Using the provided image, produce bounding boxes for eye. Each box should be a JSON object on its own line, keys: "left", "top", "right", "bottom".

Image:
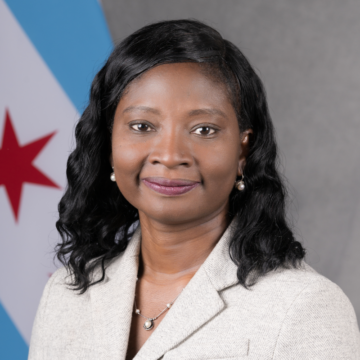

{"left": 192, "top": 126, "right": 217, "bottom": 136}
{"left": 130, "top": 122, "right": 153, "bottom": 132}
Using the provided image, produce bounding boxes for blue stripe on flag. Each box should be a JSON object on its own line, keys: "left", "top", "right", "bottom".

{"left": 4, "top": 0, "right": 113, "bottom": 113}
{"left": 0, "top": 302, "right": 28, "bottom": 359}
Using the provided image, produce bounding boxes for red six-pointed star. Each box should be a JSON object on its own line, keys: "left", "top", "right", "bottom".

{"left": 0, "top": 109, "right": 59, "bottom": 221}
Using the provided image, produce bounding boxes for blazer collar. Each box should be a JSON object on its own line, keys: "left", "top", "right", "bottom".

{"left": 90, "top": 217, "right": 239, "bottom": 360}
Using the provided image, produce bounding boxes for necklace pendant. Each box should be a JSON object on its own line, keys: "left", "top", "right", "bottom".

{"left": 143, "top": 319, "right": 154, "bottom": 331}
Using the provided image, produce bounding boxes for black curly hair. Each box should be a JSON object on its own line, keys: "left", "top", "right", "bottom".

{"left": 55, "top": 19, "right": 305, "bottom": 293}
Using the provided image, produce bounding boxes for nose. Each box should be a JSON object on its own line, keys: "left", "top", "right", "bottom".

{"left": 147, "top": 127, "right": 193, "bottom": 169}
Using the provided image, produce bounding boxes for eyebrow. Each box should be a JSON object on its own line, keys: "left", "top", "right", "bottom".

{"left": 122, "top": 106, "right": 161, "bottom": 115}
{"left": 188, "top": 108, "right": 228, "bottom": 119}
{"left": 123, "top": 106, "right": 228, "bottom": 119}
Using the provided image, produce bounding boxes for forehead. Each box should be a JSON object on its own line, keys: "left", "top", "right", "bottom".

{"left": 116, "top": 63, "right": 233, "bottom": 112}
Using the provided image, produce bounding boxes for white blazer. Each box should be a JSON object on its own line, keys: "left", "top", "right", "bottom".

{"left": 29, "top": 219, "right": 360, "bottom": 360}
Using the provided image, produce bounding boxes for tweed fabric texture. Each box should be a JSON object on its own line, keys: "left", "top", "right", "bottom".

{"left": 28, "top": 219, "right": 360, "bottom": 359}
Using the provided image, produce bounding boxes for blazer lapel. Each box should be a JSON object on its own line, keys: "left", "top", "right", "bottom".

{"left": 89, "top": 225, "right": 141, "bottom": 360}
{"left": 134, "top": 217, "right": 239, "bottom": 360}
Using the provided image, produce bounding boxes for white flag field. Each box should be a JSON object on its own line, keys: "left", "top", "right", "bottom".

{"left": 0, "top": 1, "right": 113, "bottom": 357}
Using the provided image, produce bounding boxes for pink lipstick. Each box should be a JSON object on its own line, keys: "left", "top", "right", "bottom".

{"left": 142, "top": 177, "right": 200, "bottom": 196}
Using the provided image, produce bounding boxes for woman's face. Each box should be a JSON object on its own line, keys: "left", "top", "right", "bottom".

{"left": 112, "top": 63, "right": 250, "bottom": 225}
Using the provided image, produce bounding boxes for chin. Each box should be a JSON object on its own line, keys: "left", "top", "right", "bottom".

{"left": 139, "top": 203, "right": 205, "bottom": 225}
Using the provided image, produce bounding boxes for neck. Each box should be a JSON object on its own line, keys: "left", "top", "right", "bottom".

{"left": 137, "top": 208, "right": 231, "bottom": 285}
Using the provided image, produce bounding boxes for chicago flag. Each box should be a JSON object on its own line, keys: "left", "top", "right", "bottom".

{"left": 0, "top": 1, "right": 113, "bottom": 358}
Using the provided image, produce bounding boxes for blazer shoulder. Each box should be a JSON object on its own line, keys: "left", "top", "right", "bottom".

{"left": 271, "top": 264, "right": 360, "bottom": 359}
{"left": 50, "top": 266, "right": 71, "bottom": 285}
{"left": 279, "top": 263, "right": 357, "bottom": 317}
{"left": 252, "top": 262, "right": 359, "bottom": 322}
{"left": 40, "top": 266, "right": 82, "bottom": 313}
{"left": 257, "top": 261, "right": 342, "bottom": 293}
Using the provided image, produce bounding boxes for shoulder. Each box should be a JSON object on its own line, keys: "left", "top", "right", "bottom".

{"left": 226, "top": 261, "right": 358, "bottom": 324}
{"left": 37, "top": 266, "right": 73, "bottom": 313}
{"left": 252, "top": 262, "right": 351, "bottom": 304}
{"left": 33, "top": 254, "right": 126, "bottom": 326}
{"left": 252, "top": 262, "right": 359, "bottom": 328}
{"left": 29, "top": 255, "right": 125, "bottom": 359}
{"left": 33, "top": 266, "right": 88, "bottom": 328}
{"left": 48, "top": 266, "right": 71, "bottom": 287}
{"left": 268, "top": 262, "right": 358, "bottom": 323}
{"left": 223, "top": 262, "right": 360, "bottom": 359}
{"left": 260, "top": 263, "right": 360, "bottom": 359}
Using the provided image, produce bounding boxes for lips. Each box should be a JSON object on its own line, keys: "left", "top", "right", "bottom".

{"left": 142, "top": 177, "right": 200, "bottom": 196}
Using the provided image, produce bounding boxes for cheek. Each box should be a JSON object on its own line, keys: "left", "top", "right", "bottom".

{"left": 199, "top": 142, "right": 238, "bottom": 190}
{"left": 111, "top": 136, "right": 144, "bottom": 190}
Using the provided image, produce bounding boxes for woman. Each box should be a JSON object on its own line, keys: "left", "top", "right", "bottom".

{"left": 29, "top": 20, "right": 360, "bottom": 359}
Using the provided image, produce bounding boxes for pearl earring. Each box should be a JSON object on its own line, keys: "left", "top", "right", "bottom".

{"left": 235, "top": 174, "right": 245, "bottom": 191}
{"left": 110, "top": 167, "right": 116, "bottom": 182}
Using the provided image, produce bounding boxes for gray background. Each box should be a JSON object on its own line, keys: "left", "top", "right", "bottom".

{"left": 101, "top": 0, "right": 360, "bottom": 321}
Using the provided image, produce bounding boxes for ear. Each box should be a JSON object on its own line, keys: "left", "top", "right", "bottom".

{"left": 237, "top": 129, "right": 253, "bottom": 177}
